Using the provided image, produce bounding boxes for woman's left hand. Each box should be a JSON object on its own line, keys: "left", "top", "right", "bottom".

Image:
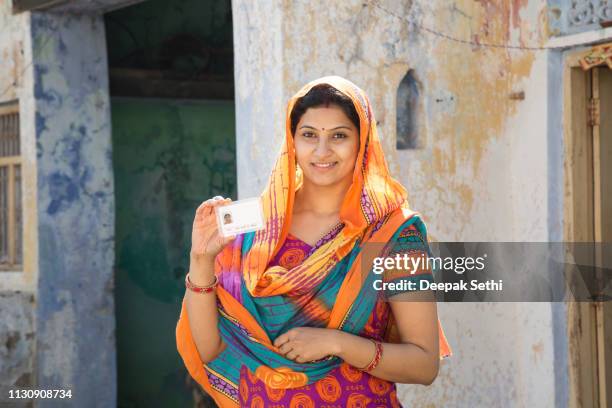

{"left": 274, "top": 327, "right": 342, "bottom": 363}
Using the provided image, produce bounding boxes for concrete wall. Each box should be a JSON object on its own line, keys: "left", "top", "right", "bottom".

{"left": 0, "top": 0, "right": 38, "bottom": 393}
{"left": 30, "top": 11, "right": 116, "bottom": 407}
{"left": 0, "top": 292, "right": 35, "bottom": 393}
{"left": 0, "top": 7, "right": 119, "bottom": 405}
{"left": 548, "top": 0, "right": 612, "bottom": 36}
{"left": 233, "top": 0, "right": 567, "bottom": 406}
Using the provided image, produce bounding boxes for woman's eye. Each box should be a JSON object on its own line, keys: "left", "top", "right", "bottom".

{"left": 333, "top": 133, "right": 347, "bottom": 139}
{"left": 302, "top": 132, "right": 315, "bottom": 138}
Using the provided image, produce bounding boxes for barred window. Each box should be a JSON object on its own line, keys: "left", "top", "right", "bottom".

{"left": 0, "top": 102, "right": 22, "bottom": 271}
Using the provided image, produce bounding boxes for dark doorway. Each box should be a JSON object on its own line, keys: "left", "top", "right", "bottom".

{"left": 104, "top": 1, "right": 235, "bottom": 406}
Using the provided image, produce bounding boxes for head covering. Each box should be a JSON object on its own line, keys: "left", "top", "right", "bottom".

{"left": 176, "top": 76, "right": 451, "bottom": 407}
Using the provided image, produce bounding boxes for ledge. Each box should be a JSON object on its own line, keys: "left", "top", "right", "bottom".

{"left": 546, "top": 27, "right": 612, "bottom": 49}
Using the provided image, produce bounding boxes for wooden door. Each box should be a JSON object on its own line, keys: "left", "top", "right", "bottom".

{"left": 564, "top": 59, "right": 612, "bottom": 408}
{"left": 566, "top": 64, "right": 612, "bottom": 408}
{"left": 591, "top": 67, "right": 612, "bottom": 408}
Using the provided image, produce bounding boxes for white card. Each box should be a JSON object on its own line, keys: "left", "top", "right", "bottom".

{"left": 215, "top": 197, "right": 265, "bottom": 237}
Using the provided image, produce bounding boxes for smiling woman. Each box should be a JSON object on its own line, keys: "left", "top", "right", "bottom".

{"left": 176, "top": 76, "right": 452, "bottom": 408}
{"left": 290, "top": 85, "right": 361, "bottom": 246}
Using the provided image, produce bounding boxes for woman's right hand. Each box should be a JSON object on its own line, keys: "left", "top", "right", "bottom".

{"left": 190, "top": 196, "right": 236, "bottom": 262}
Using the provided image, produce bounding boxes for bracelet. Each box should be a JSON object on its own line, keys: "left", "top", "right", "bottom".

{"left": 185, "top": 273, "right": 218, "bottom": 294}
{"left": 359, "top": 339, "right": 383, "bottom": 372}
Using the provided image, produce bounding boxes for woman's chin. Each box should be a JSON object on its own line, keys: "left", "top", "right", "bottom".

{"left": 303, "top": 173, "right": 351, "bottom": 188}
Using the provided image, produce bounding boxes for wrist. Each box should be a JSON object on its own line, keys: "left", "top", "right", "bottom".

{"left": 190, "top": 252, "right": 216, "bottom": 266}
{"left": 329, "top": 329, "right": 346, "bottom": 357}
{"left": 186, "top": 273, "right": 218, "bottom": 292}
{"left": 187, "top": 272, "right": 217, "bottom": 287}
{"left": 189, "top": 254, "right": 216, "bottom": 283}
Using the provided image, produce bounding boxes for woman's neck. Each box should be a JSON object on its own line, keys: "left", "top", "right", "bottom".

{"left": 294, "top": 180, "right": 351, "bottom": 217}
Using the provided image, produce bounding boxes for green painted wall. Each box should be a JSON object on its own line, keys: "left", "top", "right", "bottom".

{"left": 112, "top": 98, "right": 235, "bottom": 407}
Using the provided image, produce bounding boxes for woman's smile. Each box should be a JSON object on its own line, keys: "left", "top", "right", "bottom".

{"left": 311, "top": 161, "right": 339, "bottom": 170}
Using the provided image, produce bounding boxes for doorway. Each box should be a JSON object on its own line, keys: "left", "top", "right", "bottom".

{"left": 565, "top": 54, "right": 612, "bottom": 408}
{"left": 104, "top": 1, "right": 235, "bottom": 406}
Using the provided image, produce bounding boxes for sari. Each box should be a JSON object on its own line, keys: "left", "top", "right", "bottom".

{"left": 176, "top": 76, "right": 452, "bottom": 407}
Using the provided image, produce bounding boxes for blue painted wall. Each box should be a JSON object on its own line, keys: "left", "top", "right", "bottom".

{"left": 32, "top": 12, "right": 116, "bottom": 407}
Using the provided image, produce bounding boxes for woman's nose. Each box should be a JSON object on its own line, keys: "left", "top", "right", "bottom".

{"left": 314, "top": 137, "right": 331, "bottom": 156}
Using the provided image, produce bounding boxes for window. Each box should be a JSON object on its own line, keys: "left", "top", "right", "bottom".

{"left": 396, "top": 70, "right": 421, "bottom": 150}
{"left": 0, "top": 102, "right": 22, "bottom": 271}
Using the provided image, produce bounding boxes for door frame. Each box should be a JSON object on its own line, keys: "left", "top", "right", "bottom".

{"left": 562, "top": 47, "right": 610, "bottom": 408}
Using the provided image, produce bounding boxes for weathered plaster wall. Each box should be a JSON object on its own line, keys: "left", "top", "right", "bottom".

{"left": 0, "top": 1, "right": 38, "bottom": 294}
{"left": 233, "top": 0, "right": 285, "bottom": 198}
{"left": 0, "top": 292, "right": 35, "bottom": 390}
{"left": 31, "top": 12, "right": 116, "bottom": 406}
{"left": 547, "top": 0, "right": 612, "bottom": 36}
{"left": 0, "top": 2, "right": 25, "bottom": 104}
{"left": 233, "top": 0, "right": 564, "bottom": 406}
{"left": 0, "top": 0, "right": 38, "bottom": 391}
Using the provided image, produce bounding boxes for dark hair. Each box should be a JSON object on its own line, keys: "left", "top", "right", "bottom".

{"left": 290, "top": 84, "right": 360, "bottom": 136}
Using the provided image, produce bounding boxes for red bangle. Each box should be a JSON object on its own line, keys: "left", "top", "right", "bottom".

{"left": 185, "top": 274, "right": 218, "bottom": 294}
{"left": 359, "top": 339, "right": 383, "bottom": 372}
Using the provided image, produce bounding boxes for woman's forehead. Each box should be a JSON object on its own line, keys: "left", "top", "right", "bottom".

{"left": 297, "top": 105, "right": 357, "bottom": 128}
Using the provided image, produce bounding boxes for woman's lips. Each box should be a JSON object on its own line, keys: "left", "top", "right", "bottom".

{"left": 311, "top": 162, "right": 338, "bottom": 170}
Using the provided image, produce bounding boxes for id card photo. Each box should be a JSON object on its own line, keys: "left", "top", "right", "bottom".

{"left": 215, "top": 197, "right": 265, "bottom": 237}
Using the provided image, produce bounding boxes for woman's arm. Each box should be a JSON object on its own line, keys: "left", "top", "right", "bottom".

{"left": 184, "top": 254, "right": 227, "bottom": 363}
{"left": 184, "top": 196, "right": 235, "bottom": 363}
{"left": 274, "top": 290, "right": 440, "bottom": 385}
{"left": 333, "top": 290, "right": 440, "bottom": 385}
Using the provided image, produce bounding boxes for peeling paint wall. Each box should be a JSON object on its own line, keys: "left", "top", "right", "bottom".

{"left": 0, "top": 292, "right": 35, "bottom": 391}
{"left": 31, "top": 11, "right": 116, "bottom": 406}
{"left": 0, "top": 0, "right": 38, "bottom": 394}
{"left": 233, "top": 0, "right": 564, "bottom": 406}
{"left": 547, "top": 0, "right": 612, "bottom": 36}
{"left": 233, "top": 0, "right": 285, "bottom": 198}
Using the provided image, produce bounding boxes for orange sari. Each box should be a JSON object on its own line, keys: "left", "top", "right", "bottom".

{"left": 176, "top": 76, "right": 451, "bottom": 407}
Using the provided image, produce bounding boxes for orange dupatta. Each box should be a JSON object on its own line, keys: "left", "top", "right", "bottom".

{"left": 176, "top": 76, "right": 451, "bottom": 407}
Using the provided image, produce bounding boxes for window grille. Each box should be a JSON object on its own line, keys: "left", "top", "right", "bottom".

{"left": 0, "top": 102, "right": 23, "bottom": 271}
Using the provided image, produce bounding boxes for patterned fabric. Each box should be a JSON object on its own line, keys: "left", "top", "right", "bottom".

{"left": 239, "top": 225, "right": 437, "bottom": 407}
{"left": 176, "top": 76, "right": 452, "bottom": 408}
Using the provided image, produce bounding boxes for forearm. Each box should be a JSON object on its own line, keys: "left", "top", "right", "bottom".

{"left": 333, "top": 331, "right": 439, "bottom": 385}
{"left": 184, "top": 254, "right": 225, "bottom": 363}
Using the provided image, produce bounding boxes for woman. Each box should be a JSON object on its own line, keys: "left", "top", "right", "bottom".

{"left": 176, "top": 76, "right": 451, "bottom": 407}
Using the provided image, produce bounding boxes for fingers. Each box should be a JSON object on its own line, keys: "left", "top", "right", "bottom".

{"left": 274, "top": 332, "right": 290, "bottom": 348}
{"left": 274, "top": 333, "right": 309, "bottom": 362}
{"left": 279, "top": 342, "right": 297, "bottom": 358}
{"left": 196, "top": 196, "right": 232, "bottom": 218}
{"left": 278, "top": 342, "right": 293, "bottom": 355}
{"left": 283, "top": 349, "right": 306, "bottom": 363}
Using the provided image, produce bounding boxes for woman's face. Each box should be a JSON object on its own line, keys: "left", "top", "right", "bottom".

{"left": 293, "top": 104, "right": 359, "bottom": 189}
